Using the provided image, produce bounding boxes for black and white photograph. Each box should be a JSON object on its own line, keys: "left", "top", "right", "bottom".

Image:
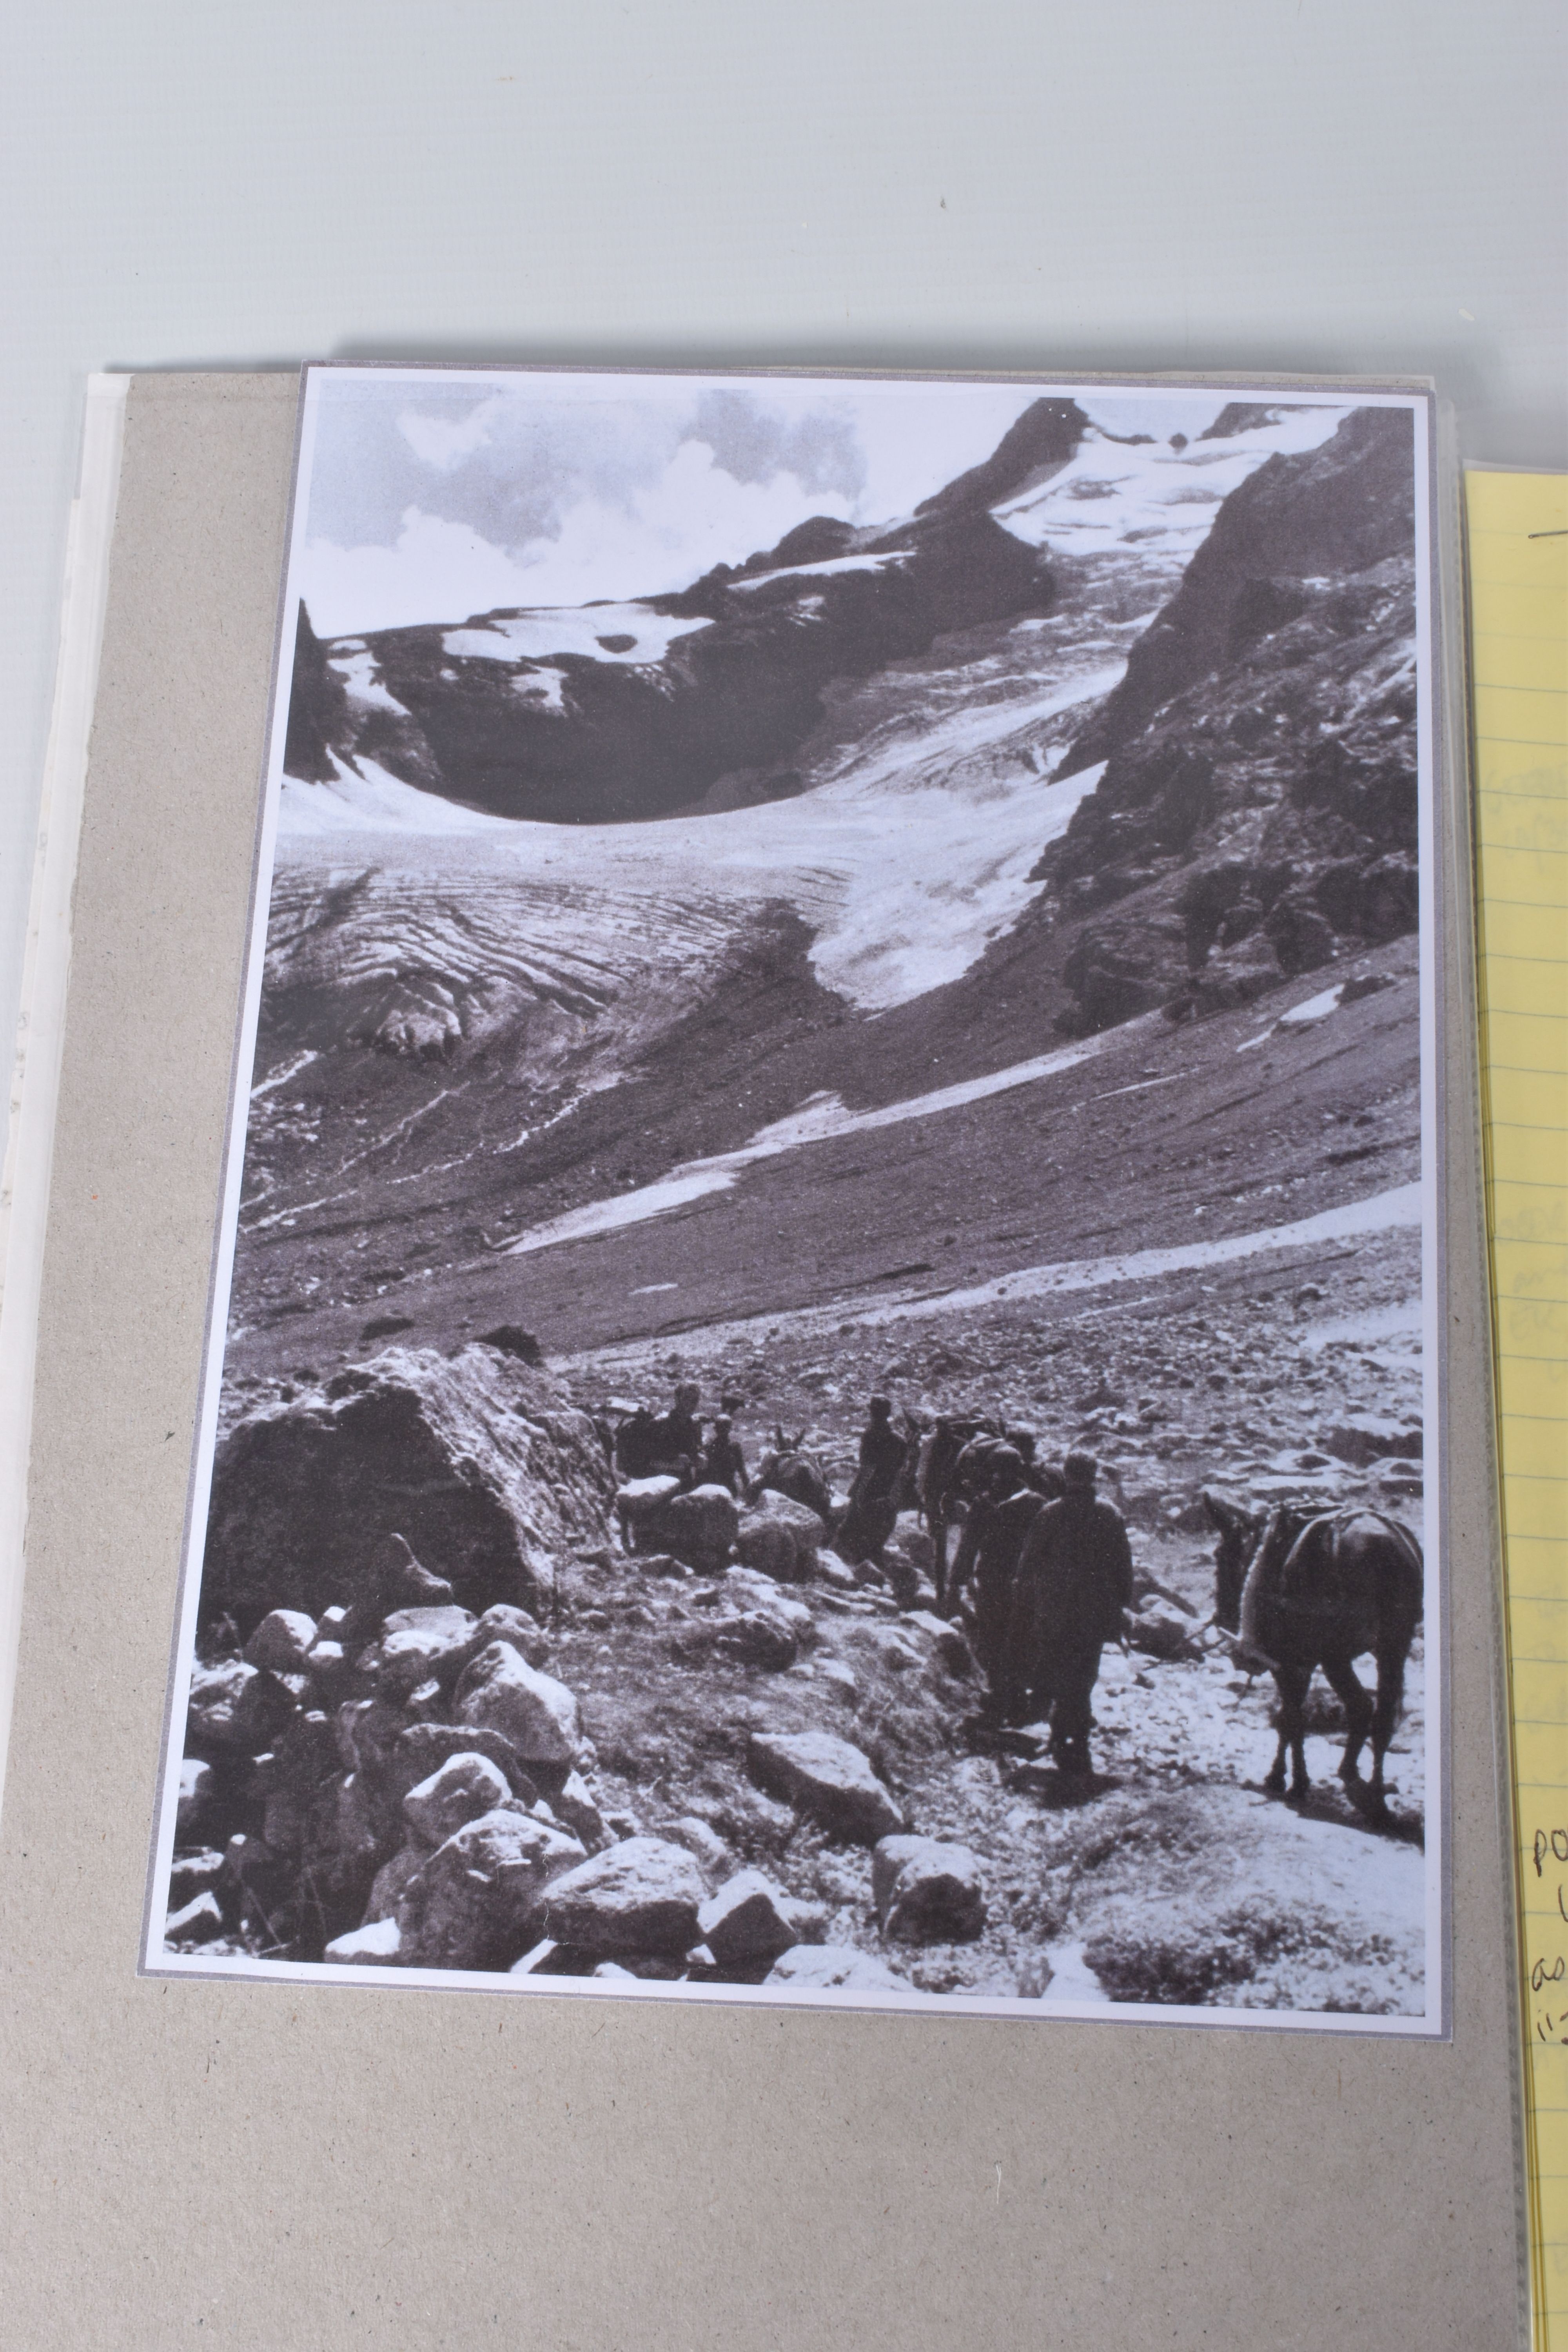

{"left": 146, "top": 366, "right": 1442, "bottom": 2027}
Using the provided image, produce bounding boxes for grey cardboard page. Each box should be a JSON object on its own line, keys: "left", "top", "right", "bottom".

{"left": 0, "top": 374, "right": 1525, "bottom": 2348}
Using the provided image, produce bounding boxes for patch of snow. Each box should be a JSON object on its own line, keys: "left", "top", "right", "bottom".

{"left": 849, "top": 1184, "right": 1425, "bottom": 1323}
{"left": 277, "top": 756, "right": 512, "bottom": 837}
{"left": 564, "top": 1185, "right": 1426, "bottom": 1370}
{"left": 508, "top": 665, "right": 567, "bottom": 711}
{"left": 728, "top": 550, "right": 916, "bottom": 592}
{"left": 1300, "top": 1299, "right": 1423, "bottom": 1354}
{"left": 1278, "top": 984, "right": 1345, "bottom": 1028}
{"left": 993, "top": 409, "right": 1348, "bottom": 570}
{"left": 250, "top": 1049, "right": 319, "bottom": 1101}
{"left": 440, "top": 605, "right": 712, "bottom": 666}
{"left": 1034, "top": 1942, "right": 1112, "bottom": 2004}
{"left": 499, "top": 1017, "right": 1149, "bottom": 1258}
{"left": 325, "top": 648, "right": 411, "bottom": 715}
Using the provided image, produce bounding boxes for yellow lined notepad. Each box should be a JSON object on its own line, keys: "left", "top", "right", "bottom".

{"left": 1469, "top": 465, "right": 1568, "bottom": 2351}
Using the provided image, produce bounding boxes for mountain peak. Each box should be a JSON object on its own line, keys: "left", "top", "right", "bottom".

{"left": 913, "top": 397, "right": 1089, "bottom": 520}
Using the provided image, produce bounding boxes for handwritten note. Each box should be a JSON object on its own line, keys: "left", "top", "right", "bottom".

{"left": 1469, "top": 464, "right": 1568, "bottom": 2352}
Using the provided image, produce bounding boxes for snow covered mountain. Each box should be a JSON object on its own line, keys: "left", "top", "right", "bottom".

{"left": 229, "top": 395, "right": 1420, "bottom": 1361}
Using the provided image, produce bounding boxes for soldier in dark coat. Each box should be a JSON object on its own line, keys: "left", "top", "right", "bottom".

{"left": 947, "top": 1447, "right": 1049, "bottom": 1709}
{"left": 1007, "top": 1452, "right": 1133, "bottom": 1771}
{"left": 701, "top": 1414, "right": 748, "bottom": 1497}
{"left": 837, "top": 1394, "right": 907, "bottom": 1563}
{"left": 650, "top": 1381, "right": 704, "bottom": 1483}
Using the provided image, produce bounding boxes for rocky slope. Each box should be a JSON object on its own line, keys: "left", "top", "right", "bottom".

{"left": 1040, "top": 407, "right": 1419, "bottom": 1030}
{"left": 167, "top": 1259, "right": 1426, "bottom": 2016}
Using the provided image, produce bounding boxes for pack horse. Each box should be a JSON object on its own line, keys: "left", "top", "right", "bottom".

{"left": 1211, "top": 1498, "right": 1424, "bottom": 1823}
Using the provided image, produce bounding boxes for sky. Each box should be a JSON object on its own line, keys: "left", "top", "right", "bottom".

{"left": 296, "top": 370, "right": 1254, "bottom": 637}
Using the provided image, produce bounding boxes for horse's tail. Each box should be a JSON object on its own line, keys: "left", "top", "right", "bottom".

{"left": 1235, "top": 1548, "right": 1279, "bottom": 1672}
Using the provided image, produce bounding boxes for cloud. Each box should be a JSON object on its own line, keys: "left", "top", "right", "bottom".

{"left": 299, "top": 508, "right": 536, "bottom": 637}
{"left": 297, "top": 441, "right": 856, "bottom": 636}
{"left": 397, "top": 394, "right": 506, "bottom": 474}
{"left": 510, "top": 438, "right": 853, "bottom": 608}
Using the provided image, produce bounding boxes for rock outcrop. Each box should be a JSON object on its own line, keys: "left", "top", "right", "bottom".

{"left": 1043, "top": 408, "right": 1420, "bottom": 1031}
{"left": 203, "top": 1344, "right": 616, "bottom": 1630}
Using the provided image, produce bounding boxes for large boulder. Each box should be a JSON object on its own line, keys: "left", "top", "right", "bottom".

{"left": 243, "top": 1610, "right": 318, "bottom": 1671}
{"left": 186, "top": 1657, "right": 299, "bottom": 1753}
{"left": 360, "top": 1604, "right": 480, "bottom": 1693}
{"left": 202, "top": 1343, "right": 617, "bottom": 1631}
{"left": 540, "top": 1837, "right": 705, "bottom": 1956}
{"left": 698, "top": 1870, "right": 802, "bottom": 1969}
{"left": 657, "top": 1485, "right": 740, "bottom": 1573}
{"left": 765, "top": 1944, "right": 904, "bottom": 1993}
{"left": 1127, "top": 1598, "right": 1203, "bottom": 1662}
{"left": 402, "top": 1751, "right": 512, "bottom": 1846}
{"left": 395, "top": 1809, "right": 585, "bottom": 1971}
{"left": 747, "top": 1730, "right": 904, "bottom": 1843}
{"left": 735, "top": 1495, "right": 822, "bottom": 1583}
{"left": 389, "top": 1720, "right": 539, "bottom": 1806}
{"left": 872, "top": 1836, "right": 987, "bottom": 1944}
{"left": 454, "top": 1642, "right": 581, "bottom": 1769}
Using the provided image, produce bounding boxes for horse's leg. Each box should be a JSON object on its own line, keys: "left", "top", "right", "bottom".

{"left": 1321, "top": 1650, "right": 1374, "bottom": 1785}
{"left": 1268, "top": 1662, "right": 1312, "bottom": 1801}
{"left": 931, "top": 1509, "right": 949, "bottom": 1611}
{"left": 1369, "top": 1639, "right": 1410, "bottom": 1806}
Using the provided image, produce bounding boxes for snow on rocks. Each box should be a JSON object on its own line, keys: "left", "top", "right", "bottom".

{"left": 539, "top": 1837, "right": 706, "bottom": 1956}
{"left": 765, "top": 1944, "right": 905, "bottom": 1993}
{"left": 167, "top": 1890, "right": 225, "bottom": 1947}
{"left": 177, "top": 1758, "right": 216, "bottom": 1834}
{"left": 454, "top": 1643, "right": 582, "bottom": 1768}
{"left": 325, "top": 1916, "right": 404, "bottom": 1965}
{"left": 243, "top": 1610, "right": 318, "bottom": 1672}
{"left": 872, "top": 1837, "right": 987, "bottom": 1945}
{"left": 747, "top": 1730, "right": 905, "bottom": 1843}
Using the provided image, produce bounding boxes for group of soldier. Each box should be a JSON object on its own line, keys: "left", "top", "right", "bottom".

{"left": 942, "top": 1428, "right": 1133, "bottom": 1779}
{"left": 624, "top": 1381, "right": 1135, "bottom": 1782}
